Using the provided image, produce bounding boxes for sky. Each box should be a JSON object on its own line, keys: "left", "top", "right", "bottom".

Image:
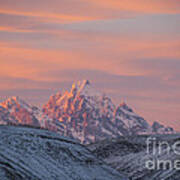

{"left": 0, "top": 0, "right": 180, "bottom": 130}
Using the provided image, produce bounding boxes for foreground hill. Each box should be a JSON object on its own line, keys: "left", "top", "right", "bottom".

{"left": 0, "top": 125, "right": 127, "bottom": 180}
{"left": 87, "top": 134, "right": 180, "bottom": 180}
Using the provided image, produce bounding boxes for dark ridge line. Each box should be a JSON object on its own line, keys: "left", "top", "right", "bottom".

{"left": 0, "top": 124, "right": 82, "bottom": 146}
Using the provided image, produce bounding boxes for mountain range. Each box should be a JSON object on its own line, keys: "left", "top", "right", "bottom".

{"left": 0, "top": 80, "right": 175, "bottom": 144}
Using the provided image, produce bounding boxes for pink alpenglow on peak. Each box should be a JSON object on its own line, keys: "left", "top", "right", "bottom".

{"left": 0, "top": 81, "right": 176, "bottom": 144}
{"left": 42, "top": 81, "right": 175, "bottom": 143}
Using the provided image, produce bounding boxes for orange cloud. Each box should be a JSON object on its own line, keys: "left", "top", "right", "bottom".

{"left": 1, "top": 0, "right": 179, "bottom": 24}
{"left": 89, "top": 0, "right": 180, "bottom": 14}
{"left": 0, "top": 30, "right": 179, "bottom": 80}
{"left": 0, "top": 44, "right": 98, "bottom": 80}
{"left": 0, "top": 9, "right": 96, "bottom": 23}
{"left": 0, "top": 26, "right": 35, "bottom": 33}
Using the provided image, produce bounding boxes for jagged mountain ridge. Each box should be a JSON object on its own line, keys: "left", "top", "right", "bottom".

{"left": 43, "top": 80, "right": 124, "bottom": 144}
{"left": 42, "top": 80, "right": 174, "bottom": 143}
{"left": 0, "top": 96, "right": 40, "bottom": 126}
{"left": 0, "top": 80, "right": 175, "bottom": 144}
{"left": 0, "top": 96, "right": 60, "bottom": 132}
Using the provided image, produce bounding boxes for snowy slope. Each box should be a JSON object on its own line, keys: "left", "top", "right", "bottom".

{"left": 87, "top": 134, "right": 180, "bottom": 180}
{"left": 0, "top": 125, "right": 127, "bottom": 180}
{"left": 114, "top": 102, "right": 151, "bottom": 135}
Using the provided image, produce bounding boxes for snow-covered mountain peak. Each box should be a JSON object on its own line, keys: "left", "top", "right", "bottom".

{"left": 42, "top": 80, "right": 176, "bottom": 143}
{"left": 7, "top": 96, "right": 23, "bottom": 103}
{"left": 152, "top": 121, "right": 175, "bottom": 134}
{"left": 72, "top": 80, "right": 90, "bottom": 90}
{"left": 70, "top": 80, "right": 101, "bottom": 97}
{"left": 0, "top": 96, "right": 31, "bottom": 112}
{"left": 71, "top": 80, "right": 90, "bottom": 93}
{"left": 0, "top": 96, "right": 40, "bottom": 126}
{"left": 119, "top": 101, "right": 133, "bottom": 112}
